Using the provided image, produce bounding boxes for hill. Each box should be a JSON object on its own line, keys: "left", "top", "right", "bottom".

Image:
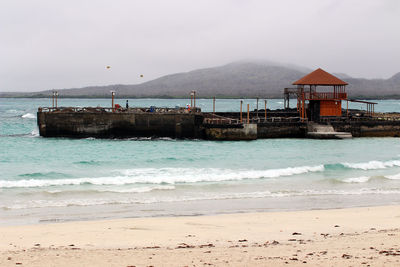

{"left": 1, "top": 61, "right": 400, "bottom": 98}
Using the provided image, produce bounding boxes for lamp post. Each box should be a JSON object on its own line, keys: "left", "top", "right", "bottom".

{"left": 193, "top": 90, "right": 196, "bottom": 110}
{"left": 52, "top": 91, "right": 55, "bottom": 108}
{"left": 111, "top": 91, "right": 115, "bottom": 112}
{"left": 190, "top": 91, "right": 194, "bottom": 109}
{"left": 55, "top": 91, "right": 58, "bottom": 108}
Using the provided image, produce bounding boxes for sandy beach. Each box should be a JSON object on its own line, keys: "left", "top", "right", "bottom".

{"left": 0, "top": 205, "right": 399, "bottom": 266}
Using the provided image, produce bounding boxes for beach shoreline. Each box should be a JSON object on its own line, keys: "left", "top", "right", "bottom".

{"left": 1, "top": 205, "right": 399, "bottom": 266}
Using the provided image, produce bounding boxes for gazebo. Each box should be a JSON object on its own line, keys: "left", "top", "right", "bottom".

{"left": 292, "top": 68, "right": 348, "bottom": 121}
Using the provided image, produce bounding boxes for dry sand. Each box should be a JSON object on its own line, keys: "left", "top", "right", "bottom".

{"left": 1, "top": 205, "right": 400, "bottom": 266}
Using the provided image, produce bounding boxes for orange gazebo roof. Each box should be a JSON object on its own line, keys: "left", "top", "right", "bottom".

{"left": 293, "top": 68, "right": 348, "bottom": 86}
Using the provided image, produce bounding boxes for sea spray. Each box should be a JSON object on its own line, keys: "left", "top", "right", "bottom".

{"left": 22, "top": 113, "right": 36, "bottom": 119}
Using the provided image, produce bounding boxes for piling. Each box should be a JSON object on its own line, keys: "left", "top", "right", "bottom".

{"left": 213, "top": 97, "right": 215, "bottom": 114}
{"left": 240, "top": 100, "right": 243, "bottom": 123}
{"left": 247, "top": 104, "right": 250, "bottom": 124}
{"left": 264, "top": 100, "right": 267, "bottom": 120}
{"left": 256, "top": 97, "right": 259, "bottom": 119}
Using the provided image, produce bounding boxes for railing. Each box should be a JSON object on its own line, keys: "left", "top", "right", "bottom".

{"left": 256, "top": 117, "right": 302, "bottom": 123}
{"left": 38, "top": 106, "right": 201, "bottom": 114}
{"left": 303, "top": 92, "right": 347, "bottom": 100}
{"left": 38, "top": 107, "right": 113, "bottom": 113}
{"left": 203, "top": 114, "right": 240, "bottom": 125}
{"left": 318, "top": 112, "right": 400, "bottom": 122}
{"left": 203, "top": 115, "right": 302, "bottom": 125}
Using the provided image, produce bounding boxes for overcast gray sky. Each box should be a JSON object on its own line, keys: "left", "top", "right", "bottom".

{"left": 1, "top": 0, "right": 399, "bottom": 92}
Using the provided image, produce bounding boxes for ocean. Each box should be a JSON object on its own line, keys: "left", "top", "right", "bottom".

{"left": 1, "top": 98, "right": 400, "bottom": 225}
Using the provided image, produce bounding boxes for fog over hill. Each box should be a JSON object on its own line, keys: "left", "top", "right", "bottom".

{"left": 2, "top": 61, "right": 400, "bottom": 99}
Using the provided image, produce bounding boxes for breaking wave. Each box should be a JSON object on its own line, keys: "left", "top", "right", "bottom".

{"left": 1, "top": 165, "right": 324, "bottom": 188}
{"left": 342, "top": 160, "right": 400, "bottom": 170}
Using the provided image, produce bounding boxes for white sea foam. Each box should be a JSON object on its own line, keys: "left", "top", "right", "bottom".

{"left": 42, "top": 185, "right": 175, "bottom": 194}
{"left": 385, "top": 173, "right": 400, "bottom": 180}
{"left": 21, "top": 113, "right": 36, "bottom": 119}
{"left": 92, "top": 185, "right": 175, "bottom": 193}
{"left": 30, "top": 129, "right": 39, "bottom": 137}
{"left": 343, "top": 160, "right": 400, "bottom": 170}
{"left": 6, "top": 109, "right": 21, "bottom": 114}
{"left": 3, "top": 188, "right": 400, "bottom": 210}
{"left": 342, "top": 176, "right": 371, "bottom": 183}
{"left": 0, "top": 166, "right": 324, "bottom": 188}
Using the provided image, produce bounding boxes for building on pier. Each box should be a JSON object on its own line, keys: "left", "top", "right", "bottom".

{"left": 285, "top": 68, "right": 376, "bottom": 121}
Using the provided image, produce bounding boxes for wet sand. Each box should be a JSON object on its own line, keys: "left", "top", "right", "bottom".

{"left": 1, "top": 205, "right": 400, "bottom": 266}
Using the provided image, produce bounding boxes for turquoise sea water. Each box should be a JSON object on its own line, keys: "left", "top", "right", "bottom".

{"left": 1, "top": 98, "right": 400, "bottom": 225}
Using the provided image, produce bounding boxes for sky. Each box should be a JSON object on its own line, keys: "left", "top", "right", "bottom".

{"left": 1, "top": 0, "right": 400, "bottom": 92}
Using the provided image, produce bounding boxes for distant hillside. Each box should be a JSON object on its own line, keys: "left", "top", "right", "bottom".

{"left": 1, "top": 61, "right": 400, "bottom": 98}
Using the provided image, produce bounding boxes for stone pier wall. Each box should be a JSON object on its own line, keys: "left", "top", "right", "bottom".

{"left": 257, "top": 122, "right": 306, "bottom": 138}
{"left": 38, "top": 110, "right": 400, "bottom": 139}
{"left": 37, "top": 112, "right": 204, "bottom": 138}
{"left": 331, "top": 120, "right": 400, "bottom": 137}
{"left": 204, "top": 124, "right": 257, "bottom": 140}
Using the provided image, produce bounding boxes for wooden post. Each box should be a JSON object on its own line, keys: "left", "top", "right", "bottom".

{"left": 346, "top": 100, "right": 349, "bottom": 118}
{"left": 190, "top": 92, "right": 193, "bottom": 108}
{"left": 247, "top": 104, "right": 250, "bottom": 124}
{"left": 256, "top": 97, "right": 259, "bottom": 118}
{"left": 240, "top": 100, "right": 243, "bottom": 123}
{"left": 52, "top": 91, "right": 55, "bottom": 108}
{"left": 213, "top": 96, "right": 215, "bottom": 114}
{"left": 264, "top": 100, "right": 267, "bottom": 120}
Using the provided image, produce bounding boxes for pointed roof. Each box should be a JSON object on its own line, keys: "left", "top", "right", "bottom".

{"left": 293, "top": 68, "right": 348, "bottom": 86}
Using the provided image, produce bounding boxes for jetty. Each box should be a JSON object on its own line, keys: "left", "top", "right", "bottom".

{"left": 37, "top": 69, "right": 400, "bottom": 140}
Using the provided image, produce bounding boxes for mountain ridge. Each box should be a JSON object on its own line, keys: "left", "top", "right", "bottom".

{"left": 1, "top": 61, "right": 400, "bottom": 99}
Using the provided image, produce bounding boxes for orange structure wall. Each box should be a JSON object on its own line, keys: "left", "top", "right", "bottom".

{"left": 320, "top": 100, "right": 342, "bottom": 117}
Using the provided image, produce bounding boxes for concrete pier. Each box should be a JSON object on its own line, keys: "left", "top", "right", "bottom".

{"left": 37, "top": 107, "right": 400, "bottom": 140}
{"left": 37, "top": 107, "right": 204, "bottom": 139}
